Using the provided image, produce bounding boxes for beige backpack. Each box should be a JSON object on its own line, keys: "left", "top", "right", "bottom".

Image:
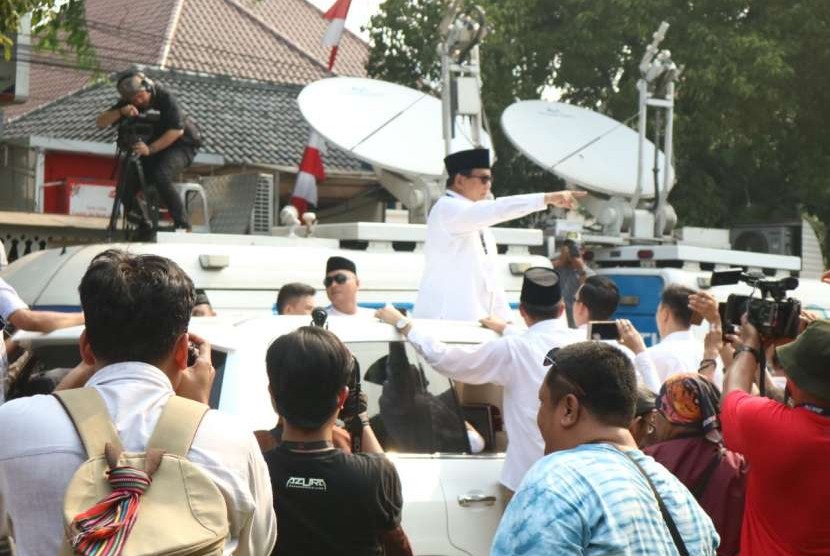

{"left": 54, "top": 388, "right": 230, "bottom": 556}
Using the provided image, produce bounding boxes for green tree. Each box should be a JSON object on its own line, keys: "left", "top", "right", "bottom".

{"left": 1, "top": 0, "right": 95, "bottom": 66}
{"left": 367, "top": 0, "right": 830, "bottom": 245}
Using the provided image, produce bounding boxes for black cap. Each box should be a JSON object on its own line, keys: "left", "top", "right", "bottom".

{"left": 444, "top": 148, "right": 490, "bottom": 175}
{"left": 326, "top": 256, "right": 356, "bottom": 275}
{"left": 520, "top": 267, "right": 561, "bottom": 308}
{"left": 194, "top": 289, "right": 211, "bottom": 307}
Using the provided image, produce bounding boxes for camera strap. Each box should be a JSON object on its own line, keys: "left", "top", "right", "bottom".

{"left": 623, "top": 451, "right": 690, "bottom": 556}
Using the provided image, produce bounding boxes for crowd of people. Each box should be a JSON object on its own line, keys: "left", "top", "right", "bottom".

{"left": 0, "top": 144, "right": 827, "bottom": 556}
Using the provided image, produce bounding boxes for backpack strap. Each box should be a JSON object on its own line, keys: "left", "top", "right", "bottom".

{"left": 146, "top": 395, "right": 209, "bottom": 457}
{"left": 53, "top": 388, "right": 123, "bottom": 458}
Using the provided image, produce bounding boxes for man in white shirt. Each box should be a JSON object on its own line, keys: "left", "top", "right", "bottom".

{"left": 572, "top": 275, "right": 661, "bottom": 392}
{"left": 0, "top": 277, "right": 85, "bottom": 404}
{"left": 324, "top": 256, "right": 376, "bottom": 318}
{"left": 0, "top": 250, "right": 277, "bottom": 554}
{"left": 378, "top": 267, "right": 583, "bottom": 495}
{"left": 413, "top": 148, "right": 583, "bottom": 321}
{"left": 647, "top": 284, "right": 706, "bottom": 383}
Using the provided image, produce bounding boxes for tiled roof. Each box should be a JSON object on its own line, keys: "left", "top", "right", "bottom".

{"left": 2, "top": 69, "right": 368, "bottom": 173}
{"left": 6, "top": 0, "right": 367, "bottom": 120}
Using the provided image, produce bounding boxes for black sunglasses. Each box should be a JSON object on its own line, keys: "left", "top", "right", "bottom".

{"left": 543, "top": 347, "right": 560, "bottom": 367}
{"left": 463, "top": 173, "right": 492, "bottom": 184}
{"left": 542, "top": 347, "right": 585, "bottom": 397}
{"left": 324, "top": 273, "right": 350, "bottom": 287}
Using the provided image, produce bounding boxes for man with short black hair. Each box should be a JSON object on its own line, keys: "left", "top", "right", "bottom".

{"left": 721, "top": 319, "right": 830, "bottom": 554}
{"left": 414, "top": 148, "right": 584, "bottom": 321}
{"left": 264, "top": 326, "right": 411, "bottom": 556}
{"left": 276, "top": 282, "right": 316, "bottom": 315}
{"left": 492, "top": 341, "right": 718, "bottom": 555}
{"left": 0, "top": 250, "right": 276, "bottom": 554}
{"left": 573, "top": 276, "right": 660, "bottom": 391}
{"left": 647, "top": 284, "right": 705, "bottom": 382}
{"left": 324, "top": 256, "right": 375, "bottom": 318}
{"left": 378, "top": 267, "right": 582, "bottom": 495}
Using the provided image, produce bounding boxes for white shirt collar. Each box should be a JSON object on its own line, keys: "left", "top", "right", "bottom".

{"left": 528, "top": 317, "right": 570, "bottom": 332}
{"left": 86, "top": 361, "right": 174, "bottom": 392}
{"left": 445, "top": 189, "right": 473, "bottom": 203}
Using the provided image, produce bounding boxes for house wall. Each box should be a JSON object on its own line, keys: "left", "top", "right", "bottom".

{"left": 0, "top": 145, "right": 36, "bottom": 211}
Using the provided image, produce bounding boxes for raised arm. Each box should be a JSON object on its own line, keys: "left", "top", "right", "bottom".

{"left": 444, "top": 191, "right": 584, "bottom": 235}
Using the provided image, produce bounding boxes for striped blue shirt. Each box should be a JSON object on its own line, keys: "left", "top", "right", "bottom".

{"left": 492, "top": 443, "right": 719, "bottom": 556}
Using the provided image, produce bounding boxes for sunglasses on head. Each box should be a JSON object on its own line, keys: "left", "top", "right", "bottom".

{"left": 543, "top": 347, "right": 560, "bottom": 367}
{"left": 324, "top": 273, "right": 349, "bottom": 287}
{"left": 542, "top": 347, "right": 585, "bottom": 398}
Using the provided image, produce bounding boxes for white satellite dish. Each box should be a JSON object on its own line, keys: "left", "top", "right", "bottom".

{"left": 501, "top": 100, "right": 673, "bottom": 199}
{"left": 298, "top": 77, "right": 492, "bottom": 178}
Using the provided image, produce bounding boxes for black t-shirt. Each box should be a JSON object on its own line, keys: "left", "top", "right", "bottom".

{"left": 265, "top": 447, "right": 403, "bottom": 556}
{"left": 111, "top": 84, "right": 200, "bottom": 146}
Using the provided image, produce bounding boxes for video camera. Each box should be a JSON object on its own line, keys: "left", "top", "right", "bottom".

{"left": 309, "top": 306, "right": 365, "bottom": 451}
{"left": 711, "top": 269, "right": 801, "bottom": 340}
{"left": 117, "top": 111, "right": 159, "bottom": 151}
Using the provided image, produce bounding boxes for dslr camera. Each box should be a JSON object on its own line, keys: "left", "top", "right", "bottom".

{"left": 117, "top": 111, "right": 159, "bottom": 151}
{"left": 711, "top": 269, "right": 801, "bottom": 340}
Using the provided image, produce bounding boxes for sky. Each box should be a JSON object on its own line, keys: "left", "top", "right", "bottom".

{"left": 306, "top": 0, "right": 382, "bottom": 41}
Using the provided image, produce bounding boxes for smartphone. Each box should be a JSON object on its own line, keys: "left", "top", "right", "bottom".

{"left": 187, "top": 342, "right": 199, "bottom": 366}
{"left": 718, "top": 302, "right": 737, "bottom": 340}
{"left": 587, "top": 321, "right": 619, "bottom": 341}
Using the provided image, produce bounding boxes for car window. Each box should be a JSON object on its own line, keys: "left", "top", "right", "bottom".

{"left": 347, "top": 341, "right": 470, "bottom": 454}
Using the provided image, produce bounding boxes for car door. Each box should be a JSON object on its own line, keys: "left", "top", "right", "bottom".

{"left": 348, "top": 340, "right": 504, "bottom": 556}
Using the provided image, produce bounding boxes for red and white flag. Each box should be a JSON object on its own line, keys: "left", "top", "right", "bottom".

{"left": 322, "top": 0, "right": 352, "bottom": 71}
{"left": 290, "top": 130, "right": 326, "bottom": 217}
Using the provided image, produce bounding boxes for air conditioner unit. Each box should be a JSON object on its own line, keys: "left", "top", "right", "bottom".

{"left": 250, "top": 174, "right": 274, "bottom": 235}
{"left": 730, "top": 225, "right": 799, "bottom": 256}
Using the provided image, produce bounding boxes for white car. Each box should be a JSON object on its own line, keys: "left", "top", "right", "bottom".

{"left": 13, "top": 315, "right": 508, "bottom": 556}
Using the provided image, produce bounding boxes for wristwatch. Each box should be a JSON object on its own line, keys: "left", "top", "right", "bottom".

{"left": 394, "top": 317, "right": 411, "bottom": 331}
{"left": 734, "top": 345, "right": 761, "bottom": 364}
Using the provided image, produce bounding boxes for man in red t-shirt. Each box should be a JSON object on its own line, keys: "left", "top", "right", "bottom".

{"left": 722, "top": 319, "right": 830, "bottom": 555}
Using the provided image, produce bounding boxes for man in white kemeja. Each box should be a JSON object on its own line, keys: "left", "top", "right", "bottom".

{"left": 647, "top": 284, "right": 708, "bottom": 383}
{"left": 378, "top": 267, "right": 583, "bottom": 497}
{"left": 413, "top": 148, "right": 584, "bottom": 321}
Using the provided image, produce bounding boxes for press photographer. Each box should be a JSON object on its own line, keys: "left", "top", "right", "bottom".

{"left": 720, "top": 312, "right": 830, "bottom": 554}
{"left": 263, "top": 326, "right": 413, "bottom": 556}
{"left": 96, "top": 70, "right": 201, "bottom": 231}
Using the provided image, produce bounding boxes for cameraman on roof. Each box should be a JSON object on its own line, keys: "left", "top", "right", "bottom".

{"left": 96, "top": 70, "right": 201, "bottom": 231}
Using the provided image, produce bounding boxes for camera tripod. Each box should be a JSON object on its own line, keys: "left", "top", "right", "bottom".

{"left": 106, "top": 149, "right": 161, "bottom": 241}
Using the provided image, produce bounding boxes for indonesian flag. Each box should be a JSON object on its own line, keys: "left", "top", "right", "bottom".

{"left": 290, "top": 130, "right": 326, "bottom": 216}
{"left": 322, "top": 0, "right": 352, "bottom": 71}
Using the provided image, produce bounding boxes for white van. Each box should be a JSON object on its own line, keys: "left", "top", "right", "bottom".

{"left": 2, "top": 228, "right": 551, "bottom": 317}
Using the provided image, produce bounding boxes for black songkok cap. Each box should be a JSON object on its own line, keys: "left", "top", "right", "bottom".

{"left": 326, "top": 256, "right": 357, "bottom": 275}
{"left": 194, "top": 289, "right": 211, "bottom": 307}
{"left": 520, "top": 267, "right": 562, "bottom": 308}
{"left": 444, "top": 148, "right": 490, "bottom": 175}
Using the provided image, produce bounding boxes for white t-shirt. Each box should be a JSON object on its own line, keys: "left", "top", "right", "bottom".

{"left": 326, "top": 305, "right": 377, "bottom": 318}
{"left": 0, "top": 278, "right": 26, "bottom": 405}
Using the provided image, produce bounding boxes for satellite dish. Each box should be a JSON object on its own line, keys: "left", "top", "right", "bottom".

{"left": 501, "top": 100, "right": 673, "bottom": 199}
{"left": 298, "top": 77, "right": 492, "bottom": 179}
